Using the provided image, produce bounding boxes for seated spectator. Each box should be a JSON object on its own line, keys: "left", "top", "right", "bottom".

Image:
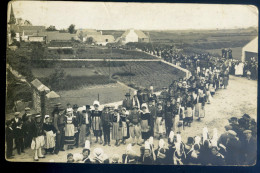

{"left": 208, "top": 146, "right": 225, "bottom": 166}
{"left": 67, "top": 153, "right": 74, "bottom": 163}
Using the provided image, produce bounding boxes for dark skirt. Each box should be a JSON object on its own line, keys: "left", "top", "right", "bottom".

{"left": 94, "top": 130, "right": 102, "bottom": 137}
{"left": 142, "top": 131, "right": 152, "bottom": 140}
{"left": 64, "top": 136, "right": 75, "bottom": 146}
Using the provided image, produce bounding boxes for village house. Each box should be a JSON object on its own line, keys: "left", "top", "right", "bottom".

{"left": 76, "top": 29, "right": 115, "bottom": 45}
{"left": 117, "top": 29, "right": 149, "bottom": 44}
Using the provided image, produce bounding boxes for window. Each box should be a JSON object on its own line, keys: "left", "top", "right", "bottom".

{"left": 105, "top": 39, "right": 108, "bottom": 42}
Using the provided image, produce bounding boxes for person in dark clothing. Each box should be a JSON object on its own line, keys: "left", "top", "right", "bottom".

{"left": 140, "top": 104, "right": 153, "bottom": 142}
{"left": 82, "top": 148, "right": 92, "bottom": 163}
{"left": 200, "top": 140, "right": 212, "bottom": 165}
{"left": 154, "top": 139, "right": 168, "bottom": 165}
{"left": 147, "top": 98, "right": 156, "bottom": 137}
{"left": 137, "top": 90, "right": 144, "bottom": 109}
{"left": 225, "top": 130, "right": 241, "bottom": 165}
{"left": 67, "top": 153, "right": 74, "bottom": 163}
{"left": 141, "top": 141, "right": 155, "bottom": 164}
{"left": 238, "top": 114, "right": 251, "bottom": 131}
{"left": 11, "top": 112, "right": 24, "bottom": 155}
{"left": 228, "top": 117, "right": 243, "bottom": 140}
{"left": 72, "top": 104, "right": 80, "bottom": 148}
{"left": 78, "top": 106, "right": 92, "bottom": 147}
{"left": 21, "top": 107, "right": 31, "bottom": 123}
{"left": 31, "top": 114, "right": 45, "bottom": 161}
{"left": 164, "top": 100, "right": 174, "bottom": 137}
{"left": 208, "top": 146, "right": 225, "bottom": 166}
{"left": 122, "top": 93, "right": 133, "bottom": 110}
{"left": 241, "top": 130, "right": 257, "bottom": 165}
{"left": 91, "top": 101, "right": 103, "bottom": 144}
{"left": 101, "top": 106, "right": 112, "bottom": 146}
{"left": 53, "top": 107, "right": 66, "bottom": 154}
{"left": 23, "top": 114, "right": 34, "bottom": 149}
{"left": 6, "top": 120, "right": 14, "bottom": 159}
{"left": 43, "top": 115, "right": 57, "bottom": 154}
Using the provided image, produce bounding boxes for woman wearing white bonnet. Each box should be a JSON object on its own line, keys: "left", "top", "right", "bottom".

{"left": 155, "top": 139, "right": 168, "bottom": 164}
{"left": 91, "top": 100, "right": 103, "bottom": 144}
{"left": 140, "top": 103, "right": 152, "bottom": 143}
{"left": 42, "top": 115, "right": 56, "bottom": 155}
{"left": 93, "top": 148, "right": 109, "bottom": 164}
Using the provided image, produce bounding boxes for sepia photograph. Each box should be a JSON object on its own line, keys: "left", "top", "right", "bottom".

{"left": 5, "top": 0, "right": 258, "bottom": 166}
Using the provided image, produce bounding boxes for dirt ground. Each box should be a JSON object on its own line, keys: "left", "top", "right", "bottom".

{"left": 6, "top": 75, "right": 257, "bottom": 163}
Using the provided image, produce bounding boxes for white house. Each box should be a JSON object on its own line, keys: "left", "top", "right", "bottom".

{"left": 241, "top": 36, "right": 258, "bottom": 62}
{"left": 119, "top": 29, "right": 149, "bottom": 44}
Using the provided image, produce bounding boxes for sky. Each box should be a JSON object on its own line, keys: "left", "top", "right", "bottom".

{"left": 7, "top": 1, "right": 259, "bottom": 30}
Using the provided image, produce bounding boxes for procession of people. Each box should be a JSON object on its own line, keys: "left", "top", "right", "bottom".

{"left": 5, "top": 44, "right": 257, "bottom": 165}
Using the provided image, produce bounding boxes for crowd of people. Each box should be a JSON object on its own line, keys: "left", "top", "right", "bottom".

{"left": 66, "top": 112, "right": 256, "bottom": 165}
{"left": 138, "top": 45, "right": 258, "bottom": 81}
{"left": 5, "top": 44, "right": 257, "bottom": 165}
{"left": 5, "top": 104, "right": 256, "bottom": 165}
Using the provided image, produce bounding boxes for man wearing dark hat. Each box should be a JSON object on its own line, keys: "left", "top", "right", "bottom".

{"left": 72, "top": 104, "right": 80, "bottom": 148}
{"left": 101, "top": 106, "right": 113, "bottom": 146}
{"left": 78, "top": 105, "right": 92, "bottom": 147}
{"left": 229, "top": 117, "right": 243, "bottom": 140}
{"left": 160, "top": 87, "right": 169, "bottom": 106}
{"left": 238, "top": 114, "right": 251, "bottom": 131}
{"left": 164, "top": 100, "right": 174, "bottom": 137}
{"left": 6, "top": 120, "right": 14, "bottom": 159}
{"left": 91, "top": 101, "right": 103, "bottom": 144}
{"left": 137, "top": 89, "right": 144, "bottom": 108}
{"left": 148, "top": 98, "right": 156, "bottom": 137}
{"left": 122, "top": 93, "right": 133, "bottom": 111}
{"left": 225, "top": 130, "right": 242, "bottom": 165}
{"left": 155, "top": 101, "right": 165, "bottom": 139}
{"left": 142, "top": 88, "right": 150, "bottom": 104}
{"left": 241, "top": 130, "right": 256, "bottom": 165}
{"left": 23, "top": 113, "right": 34, "bottom": 149}
{"left": 53, "top": 107, "right": 66, "bottom": 154}
{"left": 22, "top": 107, "right": 31, "bottom": 123}
{"left": 127, "top": 105, "right": 141, "bottom": 146}
{"left": 11, "top": 112, "right": 25, "bottom": 155}
{"left": 31, "top": 114, "right": 45, "bottom": 161}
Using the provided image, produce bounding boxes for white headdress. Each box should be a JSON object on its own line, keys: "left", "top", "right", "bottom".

{"left": 194, "top": 136, "right": 201, "bottom": 145}
{"left": 149, "top": 136, "right": 154, "bottom": 145}
{"left": 169, "top": 131, "right": 174, "bottom": 143}
{"left": 176, "top": 134, "right": 182, "bottom": 143}
{"left": 145, "top": 141, "right": 150, "bottom": 150}
{"left": 159, "top": 139, "right": 165, "bottom": 148}
{"left": 84, "top": 140, "right": 90, "bottom": 150}
{"left": 202, "top": 127, "right": 208, "bottom": 143}
{"left": 93, "top": 100, "right": 100, "bottom": 106}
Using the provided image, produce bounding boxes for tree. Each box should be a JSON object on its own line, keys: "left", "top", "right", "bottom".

{"left": 46, "top": 25, "right": 57, "bottom": 31}
{"left": 31, "top": 42, "right": 45, "bottom": 61}
{"left": 47, "top": 66, "right": 66, "bottom": 91}
{"left": 68, "top": 24, "right": 76, "bottom": 34}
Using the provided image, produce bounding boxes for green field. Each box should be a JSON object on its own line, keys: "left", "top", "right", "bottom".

{"left": 32, "top": 68, "right": 97, "bottom": 78}
{"left": 32, "top": 61, "right": 186, "bottom": 91}
{"left": 57, "top": 83, "right": 134, "bottom": 106}
{"left": 47, "top": 47, "right": 157, "bottom": 59}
